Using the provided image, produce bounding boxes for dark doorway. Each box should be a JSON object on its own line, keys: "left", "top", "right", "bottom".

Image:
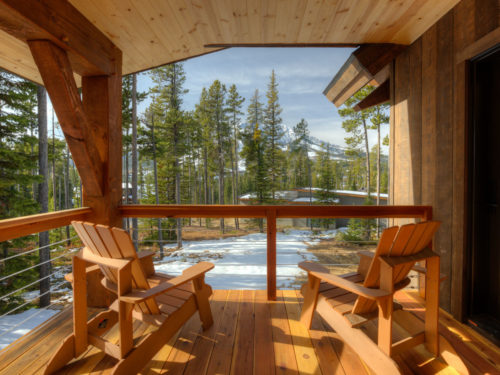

{"left": 467, "top": 45, "right": 500, "bottom": 344}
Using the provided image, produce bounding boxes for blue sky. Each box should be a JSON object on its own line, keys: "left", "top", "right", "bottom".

{"left": 48, "top": 47, "right": 389, "bottom": 148}
{"left": 136, "top": 47, "right": 368, "bottom": 147}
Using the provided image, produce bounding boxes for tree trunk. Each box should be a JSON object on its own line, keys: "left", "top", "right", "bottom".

{"left": 362, "top": 118, "right": 371, "bottom": 198}
{"left": 218, "top": 134, "right": 225, "bottom": 233}
{"left": 51, "top": 110, "right": 56, "bottom": 212}
{"left": 188, "top": 152, "right": 192, "bottom": 226}
{"left": 308, "top": 156, "right": 313, "bottom": 231}
{"left": 64, "top": 147, "right": 70, "bottom": 245}
{"left": 362, "top": 117, "right": 371, "bottom": 240}
{"left": 376, "top": 121, "right": 381, "bottom": 236}
{"left": 131, "top": 74, "right": 139, "bottom": 248}
{"left": 125, "top": 125, "right": 130, "bottom": 230}
{"left": 234, "top": 127, "right": 240, "bottom": 230}
{"left": 151, "top": 113, "right": 164, "bottom": 258}
{"left": 37, "top": 86, "right": 50, "bottom": 308}
{"left": 174, "top": 127, "right": 182, "bottom": 248}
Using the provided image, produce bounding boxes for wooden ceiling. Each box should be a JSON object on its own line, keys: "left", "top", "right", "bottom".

{"left": 0, "top": 0, "right": 460, "bottom": 85}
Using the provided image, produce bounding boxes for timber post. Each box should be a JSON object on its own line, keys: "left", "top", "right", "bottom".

{"left": 267, "top": 209, "right": 277, "bottom": 301}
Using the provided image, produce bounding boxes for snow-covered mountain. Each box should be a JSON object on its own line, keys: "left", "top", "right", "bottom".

{"left": 278, "top": 123, "right": 349, "bottom": 161}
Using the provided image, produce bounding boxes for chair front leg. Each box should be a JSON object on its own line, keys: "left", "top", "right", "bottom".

{"left": 192, "top": 275, "right": 213, "bottom": 330}
{"left": 424, "top": 255, "right": 440, "bottom": 356}
{"left": 378, "top": 260, "right": 395, "bottom": 356}
{"left": 300, "top": 273, "right": 320, "bottom": 329}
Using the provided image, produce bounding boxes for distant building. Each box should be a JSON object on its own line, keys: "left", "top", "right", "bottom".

{"left": 239, "top": 188, "right": 388, "bottom": 227}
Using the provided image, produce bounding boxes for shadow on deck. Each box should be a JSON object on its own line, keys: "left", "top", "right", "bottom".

{"left": 0, "top": 289, "right": 499, "bottom": 375}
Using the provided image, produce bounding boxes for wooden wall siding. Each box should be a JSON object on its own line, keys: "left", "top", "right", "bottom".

{"left": 390, "top": 0, "right": 499, "bottom": 317}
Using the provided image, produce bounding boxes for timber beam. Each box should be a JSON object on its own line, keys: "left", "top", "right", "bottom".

{"left": 0, "top": 0, "right": 118, "bottom": 76}
{"left": 324, "top": 44, "right": 404, "bottom": 107}
{"left": 354, "top": 79, "right": 390, "bottom": 111}
{"left": 29, "top": 40, "right": 105, "bottom": 197}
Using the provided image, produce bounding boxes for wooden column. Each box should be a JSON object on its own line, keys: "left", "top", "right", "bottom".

{"left": 29, "top": 40, "right": 122, "bottom": 227}
{"left": 81, "top": 66, "right": 123, "bottom": 227}
{"left": 267, "top": 209, "right": 277, "bottom": 301}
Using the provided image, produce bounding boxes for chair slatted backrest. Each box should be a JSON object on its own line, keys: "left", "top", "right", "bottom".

{"left": 72, "top": 221, "right": 160, "bottom": 314}
{"left": 352, "top": 221, "right": 440, "bottom": 314}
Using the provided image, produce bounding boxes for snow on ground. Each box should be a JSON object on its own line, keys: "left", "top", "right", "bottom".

{"left": 155, "top": 229, "right": 338, "bottom": 289}
{"left": 0, "top": 308, "right": 58, "bottom": 350}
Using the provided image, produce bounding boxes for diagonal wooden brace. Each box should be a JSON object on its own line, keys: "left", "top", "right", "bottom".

{"left": 29, "top": 40, "right": 104, "bottom": 196}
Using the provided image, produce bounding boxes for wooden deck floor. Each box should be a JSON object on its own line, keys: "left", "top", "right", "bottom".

{"left": 0, "top": 289, "right": 499, "bottom": 375}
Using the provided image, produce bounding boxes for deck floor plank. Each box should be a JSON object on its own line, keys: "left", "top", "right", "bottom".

{"left": 230, "top": 290, "right": 255, "bottom": 375}
{"left": 294, "top": 289, "right": 346, "bottom": 375}
{"left": 205, "top": 289, "right": 240, "bottom": 375}
{"left": 272, "top": 290, "right": 299, "bottom": 374}
{"left": 0, "top": 307, "right": 73, "bottom": 372}
{"left": 0, "top": 289, "right": 498, "bottom": 375}
{"left": 183, "top": 289, "right": 229, "bottom": 375}
{"left": 254, "top": 289, "right": 276, "bottom": 375}
{"left": 282, "top": 289, "right": 322, "bottom": 375}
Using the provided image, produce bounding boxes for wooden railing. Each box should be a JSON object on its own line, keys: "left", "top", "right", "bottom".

{"left": 0, "top": 207, "right": 92, "bottom": 243}
{"left": 0, "top": 205, "right": 433, "bottom": 301}
{"left": 120, "top": 204, "right": 433, "bottom": 300}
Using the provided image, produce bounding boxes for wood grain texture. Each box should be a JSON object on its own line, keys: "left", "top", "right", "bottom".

{"left": 119, "top": 204, "right": 432, "bottom": 219}
{"left": 0, "top": 0, "right": 119, "bottom": 76}
{"left": 29, "top": 40, "right": 105, "bottom": 197}
{"left": 0, "top": 0, "right": 460, "bottom": 86}
{"left": 81, "top": 73, "right": 123, "bottom": 227}
{"left": 390, "top": 0, "right": 499, "bottom": 317}
{"left": 0, "top": 207, "right": 91, "bottom": 242}
{"left": 2, "top": 289, "right": 495, "bottom": 374}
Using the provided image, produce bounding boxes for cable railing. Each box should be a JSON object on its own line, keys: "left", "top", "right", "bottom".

{"left": 0, "top": 204, "right": 432, "bottom": 350}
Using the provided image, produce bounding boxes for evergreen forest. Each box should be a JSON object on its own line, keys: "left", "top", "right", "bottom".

{"left": 0, "top": 64, "right": 388, "bottom": 313}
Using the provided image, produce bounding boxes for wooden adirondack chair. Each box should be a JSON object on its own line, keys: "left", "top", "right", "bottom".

{"left": 44, "top": 221, "right": 214, "bottom": 375}
{"left": 299, "top": 221, "right": 468, "bottom": 375}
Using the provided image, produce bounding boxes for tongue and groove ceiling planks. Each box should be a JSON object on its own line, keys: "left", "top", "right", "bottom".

{"left": 0, "top": 0, "right": 459, "bottom": 85}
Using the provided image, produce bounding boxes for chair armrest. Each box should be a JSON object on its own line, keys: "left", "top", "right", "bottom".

{"left": 299, "top": 261, "right": 390, "bottom": 300}
{"left": 310, "top": 271, "right": 391, "bottom": 300}
{"left": 120, "top": 262, "right": 214, "bottom": 304}
{"left": 137, "top": 250, "right": 155, "bottom": 277}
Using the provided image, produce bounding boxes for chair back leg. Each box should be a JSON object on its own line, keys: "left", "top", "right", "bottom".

{"left": 299, "top": 275, "right": 320, "bottom": 329}
{"left": 73, "top": 255, "right": 89, "bottom": 356}
{"left": 424, "top": 255, "right": 440, "bottom": 355}
{"left": 193, "top": 276, "right": 214, "bottom": 330}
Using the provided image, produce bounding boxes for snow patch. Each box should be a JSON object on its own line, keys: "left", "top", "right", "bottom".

{"left": 0, "top": 308, "right": 58, "bottom": 350}
{"left": 155, "top": 229, "right": 338, "bottom": 290}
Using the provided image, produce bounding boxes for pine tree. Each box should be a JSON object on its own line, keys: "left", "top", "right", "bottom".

{"left": 140, "top": 104, "right": 165, "bottom": 256}
{"left": 291, "top": 119, "right": 311, "bottom": 189}
{"left": 131, "top": 73, "right": 139, "bottom": 246}
{"left": 263, "top": 70, "right": 285, "bottom": 199}
{"left": 241, "top": 90, "right": 268, "bottom": 232}
{"left": 37, "top": 85, "right": 50, "bottom": 307}
{"left": 206, "top": 80, "right": 229, "bottom": 232}
{"left": 150, "top": 63, "right": 188, "bottom": 247}
{"left": 316, "top": 143, "right": 338, "bottom": 228}
{"left": 339, "top": 86, "right": 375, "bottom": 198}
{"left": 195, "top": 88, "right": 215, "bottom": 209}
{"left": 226, "top": 84, "right": 244, "bottom": 229}
{"left": 369, "top": 103, "right": 389, "bottom": 206}
{"left": 0, "top": 70, "right": 41, "bottom": 313}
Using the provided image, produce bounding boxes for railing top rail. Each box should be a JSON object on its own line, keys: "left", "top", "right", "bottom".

{"left": 0, "top": 207, "right": 92, "bottom": 243}
{"left": 119, "top": 204, "right": 432, "bottom": 219}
